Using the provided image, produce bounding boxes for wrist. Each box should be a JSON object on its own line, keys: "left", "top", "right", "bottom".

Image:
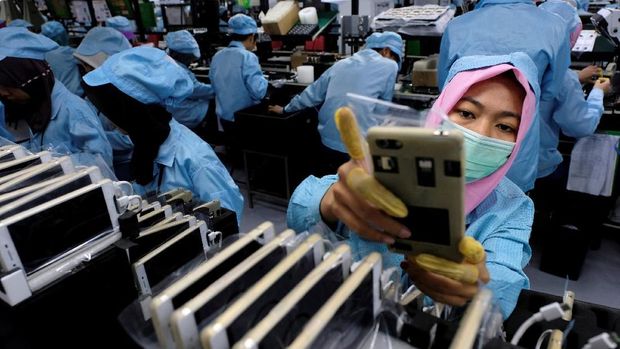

{"left": 319, "top": 187, "right": 339, "bottom": 228}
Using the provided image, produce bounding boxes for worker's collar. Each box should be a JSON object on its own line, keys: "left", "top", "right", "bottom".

{"left": 475, "top": 0, "right": 535, "bottom": 8}
{"left": 228, "top": 41, "right": 245, "bottom": 49}
{"left": 50, "top": 79, "right": 66, "bottom": 120}
{"left": 154, "top": 119, "right": 178, "bottom": 167}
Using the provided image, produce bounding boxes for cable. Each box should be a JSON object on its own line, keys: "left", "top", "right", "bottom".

{"left": 510, "top": 302, "right": 570, "bottom": 345}
{"left": 535, "top": 329, "right": 554, "bottom": 349}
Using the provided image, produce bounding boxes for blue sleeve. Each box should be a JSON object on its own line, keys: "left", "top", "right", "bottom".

{"left": 166, "top": 97, "right": 209, "bottom": 129}
{"left": 379, "top": 65, "right": 397, "bottom": 102}
{"left": 0, "top": 102, "right": 14, "bottom": 142}
{"left": 242, "top": 53, "right": 268, "bottom": 101}
{"left": 540, "top": 34, "right": 571, "bottom": 101}
{"left": 193, "top": 82, "right": 215, "bottom": 99}
{"left": 190, "top": 162, "right": 245, "bottom": 226}
{"left": 286, "top": 174, "right": 338, "bottom": 233}
{"left": 553, "top": 71, "right": 603, "bottom": 138}
{"left": 438, "top": 28, "right": 452, "bottom": 90}
{"left": 68, "top": 103, "right": 114, "bottom": 170}
{"left": 284, "top": 69, "right": 332, "bottom": 113}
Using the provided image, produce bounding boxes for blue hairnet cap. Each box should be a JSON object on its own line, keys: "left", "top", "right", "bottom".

{"left": 365, "top": 31, "right": 404, "bottom": 66}
{"left": 540, "top": 0, "right": 581, "bottom": 34}
{"left": 228, "top": 14, "right": 257, "bottom": 35}
{"left": 106, "top": 16, "right": 131, "bottom": 31}
{"left": 7, "top": 19, "right": 32, "bottom": 28}
{"left": 0, "top": 27, "right": 58, "bottom": 61}
{"left": 83, "top": 46, "right": 193, "bottom": 105}
{"left": 41, "top": 21, "right": 68, "bottom": 46}
{"left": 166, "top": 30, "right": 200, "bottom": 59}
{"left": 74, "top": 27, "right": 132, "bottom": 68}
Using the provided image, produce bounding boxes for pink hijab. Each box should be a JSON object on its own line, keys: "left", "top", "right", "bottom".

{"left": 425, "top": 64, "right": 536, "bottom": 215}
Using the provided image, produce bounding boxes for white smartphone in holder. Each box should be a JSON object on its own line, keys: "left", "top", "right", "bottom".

{"left": 367, "top": 126, "right": 465, "bottom": 262}
{"left": 0, "top": 145, "right": 28, "bottom": 163}
{"left": 155, "top": 211, "right": 184, "bottom": 226}
{"left": 0, "top": 179, "right": 121, "bottom": 304}
{"left": 200, "top": 234, "right": 325, "bottom": 349}
{"left": 232, "top": 244, "right": 353, "bottom": 349}
{"left": 0, "top": 156, "right": 75, "bottom": 194}
{"left": 138, "top": 205, "right": 173, "bottom": 229}
{"left": 141, "top": 201, "right": 162, "bottom": 215}
{"left": 150, "top": 221, "right": 276, "bottom": 349}
{"left": 171, "top": 230, "right": 297, "bottom": 349}
{"left": 288, "top": 252, "right": 383, "bottom": 349}
{"left": 127, "top": 216, "right": 198, "bottom": 263}
{"left": 0, "top": 151, "right": 53, "bottom": 179}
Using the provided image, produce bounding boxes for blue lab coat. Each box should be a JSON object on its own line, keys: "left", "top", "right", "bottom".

{"left": 284, "top": 49, "right": 398, "bottom": 153}
{"left": 0, "top": 102, "right": 14, "bottom": 141}
{"left": 166, "top": 64, "right": 213, "bottom": 129}
{"left": 209, "top": 41, "right": 268, "bottom": 122}
{"left": 45, "top": 46, "right": 84, "bottom": 97}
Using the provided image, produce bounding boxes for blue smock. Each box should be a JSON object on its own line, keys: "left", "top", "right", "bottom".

{"left": 132, "top": 119, "right": 244, "bottom": 224}
{"left": 45, "top": 46, "right": 84, "bottom": 97}
{"left": 538, "top": 71, "right": 604, "bottom": 177}
{"left": 166, "top": 64, "right": 213, "bottom": 128}
{"left": 286, "top": 174, "right": 533, "bottom": 319}
{"left": 84, "top": 99, "right": 134, "bottom": 164}
{"left": 28, "top": 80, "right": 113, "bottom": 169}
{"left": 284, "top": 49, "right": 398, "bottom": 153}
{"left": 438, "top": 0, "right": 571, "bottom": 192}
{"left": 0, "top": 102, "right": 14, "bottom": 141}
{"left": 209, "top": 41, "right": 267, "bottom": 122}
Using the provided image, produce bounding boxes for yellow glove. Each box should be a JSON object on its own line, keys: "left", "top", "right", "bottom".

{"left": 335, "top": 107, "right": 408, "bottom": 218}
{"left": 413, "top": 237, "right": 486, "bottom": 284}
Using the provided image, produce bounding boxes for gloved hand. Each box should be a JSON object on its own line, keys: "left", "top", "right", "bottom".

{"left": 594, "top": 77, "right": 611, "bottom": 94}
{"left": 332, "top": 107, "right": 488, "bottom": 287}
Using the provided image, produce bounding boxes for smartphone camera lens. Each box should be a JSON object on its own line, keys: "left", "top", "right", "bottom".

{"left": 375, "top": 139, "right": 403, "bottom": 149}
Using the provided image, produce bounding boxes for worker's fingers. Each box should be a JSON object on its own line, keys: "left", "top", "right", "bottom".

{"left": 344, "top": 167, "right": 408, "bottom": 218}
{"left": 459, "top": 236, "right": 486, "bottom": 264}
{"left": 331, "top": 179, "right": 411, "bottom": 242}
{"left": 335, "top": 107, "right": 367, "bottom": 161}
{"left": 402, "top": 259, "right": 479, "bottom": 305}
{"left": 414, "top": 253, "right": 480, "bottom": 284}
{"left": 477, "top": 260, "right": 490, "bottom": 284}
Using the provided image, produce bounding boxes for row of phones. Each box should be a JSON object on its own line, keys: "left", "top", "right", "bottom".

{"left": 143, "top": 221, "right": 383, "bottom": 349}
{"left": 0, "top": 146, "right": 127, "bottom": 305}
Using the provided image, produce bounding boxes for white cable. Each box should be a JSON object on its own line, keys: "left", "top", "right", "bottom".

{"left": 511, "top": 302, "right": 568, "bottom": 345}
{"left": 535, "top": 329, "right": 554, "bottom": 349}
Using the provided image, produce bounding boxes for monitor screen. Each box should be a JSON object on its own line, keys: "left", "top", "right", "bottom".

{"left": 163, "top": 4, "right": 192, "bottom": 26}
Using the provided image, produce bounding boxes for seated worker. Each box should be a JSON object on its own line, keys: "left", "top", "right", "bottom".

{"left": 269, "top": 32, "right": 402, "bottom": 174}
{"left": 7, "top": 19, "right": 32, "bottom": 28}
{"left": 210, "top": 14, "right": 267, "bottom": 134}
{"left": 74, "top": 26, "right": 134, "bottom": 176}
{"left": 287, "top": 53, "right": 539, "bottom": 319}
{"left": 82, "top": 46, "right": 244, "bottom": 224}
{"left": 0, "top": 28, "right": 113, "bottom": 169}
{"left": 105, "top": 15, "right": 136, "bottom": 43}
{"left": 41, "top": 21, "right": 84, "bottom": 96}
{"left": 165, "top": 30, "right": 214, "bottom": 129}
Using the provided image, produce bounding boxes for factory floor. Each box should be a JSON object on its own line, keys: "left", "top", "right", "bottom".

{"left": 238, "top": 184, "right": 620, "bottom": 311}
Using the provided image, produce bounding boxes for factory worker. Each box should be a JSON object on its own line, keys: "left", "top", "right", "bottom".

{"left": 165, "top": 30, "right": 214, "bottom": 129}
{"left": 438, "top": 0, "right": 571, "bottom": 192}
{"left": 287, "top": 53, "right": 539, "bottom": 318}
{"left": 74, "top": 26, "right": 134, "bottom": 173}
{"left": 210, "top": 14, "right": 267, "bottom": 133}
{"left": 105, "top": 16, "right": 135, "bottom": 42}
{"left": 7, "top": 19, "right": 32, "bottom": 28}
{"left": 82, "top": 46, "right": 244, "bottom": 224}
{"left": 0, "top": 28, "right": 113, "bottom": 168}
{"left": 269, "top": 31, "right": 402, "bottom": 173}
{"left": 41, "top": 21, "right": 83, "bottom": 96}
{"left": 537, "top": 0, "right": 609, "bottom": 179}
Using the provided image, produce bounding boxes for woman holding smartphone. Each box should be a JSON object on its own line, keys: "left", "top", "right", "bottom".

{"left": 287, "top": 53, "right": 539, "bottom": 319}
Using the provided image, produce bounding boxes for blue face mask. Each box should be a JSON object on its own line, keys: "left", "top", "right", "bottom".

{"left": 441, "top": 118, "right": 515, "bottom": 182}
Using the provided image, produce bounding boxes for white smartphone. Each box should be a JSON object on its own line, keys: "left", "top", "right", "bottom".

{"left": 288, "top": 252, "right": 383, "bottom": 349}
{"left": 138, "top": 205, "right": 173, "bottom": 229}
{"left": 0, "top": 180, "right": 120, "bottom": 292}
{"left": 0, "top": 151, "right": 52, "bottom": 179}
{"left": 141, "top": 201, "right": 162, "bottom": 215}
{"left": 0, "top": 145, "right": 28, "bottom": 163}
{"left": 132, "top": 220, "right": 209, "bottom": 296}
{"left": 233, "top": 244, "right": 353, "bottom": 349}
{"left": 0, "top": 166, "right": 102, "bottom": 208}
{"left": 126, "top": 215, "right": 198, "bottom": 263}
{"left": 154, "top": 211, "right": 184, "bottom": 227}
{"left": 200, "top": 234, "right": 325, "bottom": 349}
{"left": 150, "top": 221, "right": 276, "bottom": 349}
{"left": 171, "top": 230, "right": 297, "bottom": 349}
{"left": 0, "top": 156, "right": 75, "bottom": 194}
{"left": 367, "top": 126, "right": 465, "bottom": 262}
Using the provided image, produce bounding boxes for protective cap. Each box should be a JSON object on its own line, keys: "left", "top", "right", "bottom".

{"left": 7, "top": 19, "right": 32, "bottom": 28}
{"left": 105, "top": 16, "right": 135, "bottom": 40}
{"left": 74, "top": 27, "right": 132, "bottom": 68}
{"left": 0, "top": 27, "right": 58, "bottom": 61}
{"left": 41, "top": 20, "right": 68, "bottom": 46}
{"left": 540, "top": 0, "right": 582, "bottom": 46}
{"left": 83, "top": 46, "right": 193, "bottom": 105}
{"left": 166, "top": 30, "right": 200, "bottom": 59}
{"left": 228, "top": 14, "right": 257, "bottom": 35}
{"left": 365, "top": 31, "right": 404, "bottom": 66}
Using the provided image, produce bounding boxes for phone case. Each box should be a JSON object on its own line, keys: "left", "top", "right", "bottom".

{"left": 367, "top": 126, "right": 465, "bottom": 262}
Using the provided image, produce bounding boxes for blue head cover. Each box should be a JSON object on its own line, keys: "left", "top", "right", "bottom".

{"left": 539, "top": 0, "right": 581, "bottom": 36}
{"left": 0, "top": 27, "right": 58, "bottom": 61}
{"left": 41, "top": 21, "right": 68, "bottom": 46}
{"left": 74, "top": 27, "right": 132, "bottom": 68}
{"left": 228, "top": 14, "right": 257, "bottom": 35}
{"left": 7, "top": 19, "right": 32, "bottom": 28}
{"left": 83, "top": 46, "right": 193, "bottom": 105}
{"left": 166, "top": 30, "right": 200, "bottom": 59}
{"left": 105, "top": 16, "right": 135, "bottom": 40}
{"left": 365, "top": 31, "right": 404, "bottom": 68}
